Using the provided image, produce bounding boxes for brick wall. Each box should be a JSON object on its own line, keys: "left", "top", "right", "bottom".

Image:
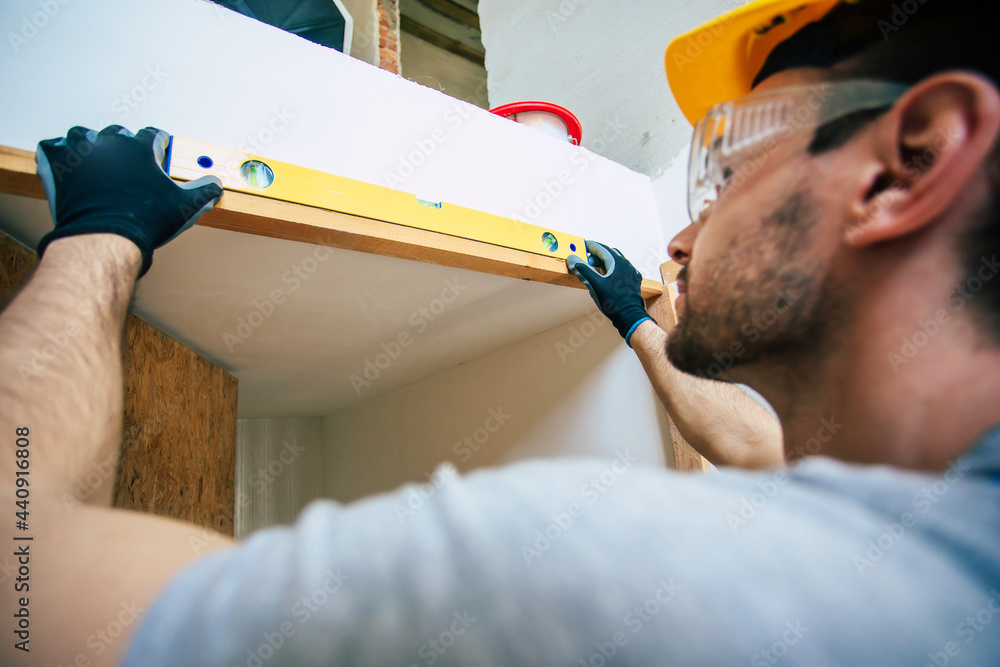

{"left": 377, "top": 0, "right": 401, "bottom": 74}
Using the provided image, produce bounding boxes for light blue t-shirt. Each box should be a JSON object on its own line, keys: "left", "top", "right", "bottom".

{"left": 123, "top": 426, "right": 1000, "bottom": 666}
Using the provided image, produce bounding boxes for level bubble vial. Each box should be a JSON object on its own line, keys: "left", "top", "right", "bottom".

{"left": 542, "top": 232, "right": 558, "bottom": 253}
{"left": 240, "top": 159, "right": 274, "bottom": 189}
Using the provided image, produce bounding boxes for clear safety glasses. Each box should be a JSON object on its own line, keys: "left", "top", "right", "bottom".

{"left": 688, "top": 79, "right": 911, "bottom": 222}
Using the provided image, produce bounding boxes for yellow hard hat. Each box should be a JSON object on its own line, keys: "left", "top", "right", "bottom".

{"left": 666, "top": 0, "right": 847, "bottom": 125}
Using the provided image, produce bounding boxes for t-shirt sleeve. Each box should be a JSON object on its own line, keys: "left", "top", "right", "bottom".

{"left": 121, "top": 455, "right": 1000, "bottom": 666}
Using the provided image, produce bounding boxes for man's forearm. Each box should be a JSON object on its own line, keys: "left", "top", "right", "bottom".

{"left": 629, "top": 320, "right": 784, "bottom": 469}
{"left": 0, "top": 235, "right": 141, "bottom": 503}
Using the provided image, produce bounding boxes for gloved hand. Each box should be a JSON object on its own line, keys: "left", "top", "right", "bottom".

{"left": 566, "top": 240, "right": 655, "bottom": 347}
{"left": 35, "top": 125, "right": 223, "bottom": 277}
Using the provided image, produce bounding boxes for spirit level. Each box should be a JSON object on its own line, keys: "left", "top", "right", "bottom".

{"left": 165, "top": 136, "right": 587, "bottom": 260}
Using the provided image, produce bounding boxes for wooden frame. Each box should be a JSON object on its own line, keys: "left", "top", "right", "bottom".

{"left": 0, "top": 144, "right": 664, "bottom": 299}
{"left": 645, "top": 260, "right": 710, "bottom": 473}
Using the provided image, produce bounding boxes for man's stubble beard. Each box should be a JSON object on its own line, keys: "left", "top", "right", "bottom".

{"left": 667, "top": 188, "right": 845, "bottom": 382}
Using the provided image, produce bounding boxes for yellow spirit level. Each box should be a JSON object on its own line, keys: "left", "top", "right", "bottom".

{"left": 166, "top": 136, "right": 587, "bottom": 260}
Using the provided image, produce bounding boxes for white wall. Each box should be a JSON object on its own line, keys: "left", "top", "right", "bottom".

{"left": 652, "top": 146, "right": 693, "bottom": 243}
{"left": 235, "top": 417, "right": 325, "bottom": 537}
{"left": 477, "top": 1, "right": 750, "bottom": 252}
{"left": 479, "top": 0, "right": 747, "bottom": 180}
{"left": 324, "top": 309, "right": 673, "bottom": 502}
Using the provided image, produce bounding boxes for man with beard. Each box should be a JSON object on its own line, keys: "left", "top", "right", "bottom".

{"left": 2, "top": 0, "right": 999, "bottom": 665}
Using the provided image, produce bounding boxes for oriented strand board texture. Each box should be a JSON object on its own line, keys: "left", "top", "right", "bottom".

{"left": 118, "top": 313, "right": 238, "bottom": 534}
{"left": 0, "top": 232, "right": 238, "bottom": 533}
{"left": 0, "top": 229, "right": 35, "bottom": 304}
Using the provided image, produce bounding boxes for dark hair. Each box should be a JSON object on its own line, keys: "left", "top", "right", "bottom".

{"left": 755, "top": 0, "right": 1000, "bottom": 335}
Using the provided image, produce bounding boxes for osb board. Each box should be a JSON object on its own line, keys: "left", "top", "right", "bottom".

{"left": 0, "top": 231, "right": 238, "bottom": 533}
{"left": 0, "top": 228, "right": 34, "bottom": 305}
{"left": 646, "top": 260, "right": 709, "bottom": 473}
{"left": 118, "top": 313, "right": 237, "bottom": 535}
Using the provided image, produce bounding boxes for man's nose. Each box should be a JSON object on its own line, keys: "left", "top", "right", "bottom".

{"left": 668, "top": 222, "right": 700, "bottom": 265}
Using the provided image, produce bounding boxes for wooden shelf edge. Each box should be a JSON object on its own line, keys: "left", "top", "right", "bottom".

{"left": 0, "top": 144, "right": 664, "bottom": 298}
{"left": 649, "top": 258, "right": 710, "bottom": 474}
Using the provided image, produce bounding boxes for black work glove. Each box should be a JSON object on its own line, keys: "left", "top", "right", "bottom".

{"left": 566, "top": 240, "right": 655, "bottom": 347}
{"left": 35, "top": 125, "right": 223, "bottom": 277}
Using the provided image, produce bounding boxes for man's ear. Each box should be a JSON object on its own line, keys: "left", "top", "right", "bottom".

{"left": 845, "top": 71, "right": 1000, "bottom": 246}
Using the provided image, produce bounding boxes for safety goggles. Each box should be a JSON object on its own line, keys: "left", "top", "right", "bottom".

{"left": 688, "top": 79, "right": 911, "bottom": 222}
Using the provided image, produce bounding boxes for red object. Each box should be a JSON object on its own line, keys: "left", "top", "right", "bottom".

{"left": 489, "top": 101, "right": 583, "bottom": 145}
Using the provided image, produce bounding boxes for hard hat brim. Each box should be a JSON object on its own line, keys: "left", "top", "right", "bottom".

{"left": 665, "top": 0, "right": 843, "bottom": 125}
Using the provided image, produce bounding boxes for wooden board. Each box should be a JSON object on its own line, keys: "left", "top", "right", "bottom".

{"left": 0, "top": 231, "right": 238, "bottom": 533}
{"left": 0, "top": 145, "right": 663, "bottom": 299}
{"left": 646, "top": 259, "right": 709, "bottom": 473}
{"left": 117, "top": 313, "right": 238, "bottom": 535}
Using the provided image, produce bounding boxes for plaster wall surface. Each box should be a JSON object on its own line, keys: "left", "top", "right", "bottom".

{"left": 479, "top": 0, "right": 748, "bottom": 181}
{"left": 324, "top": 310, "right": 672, "bottom": 502}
